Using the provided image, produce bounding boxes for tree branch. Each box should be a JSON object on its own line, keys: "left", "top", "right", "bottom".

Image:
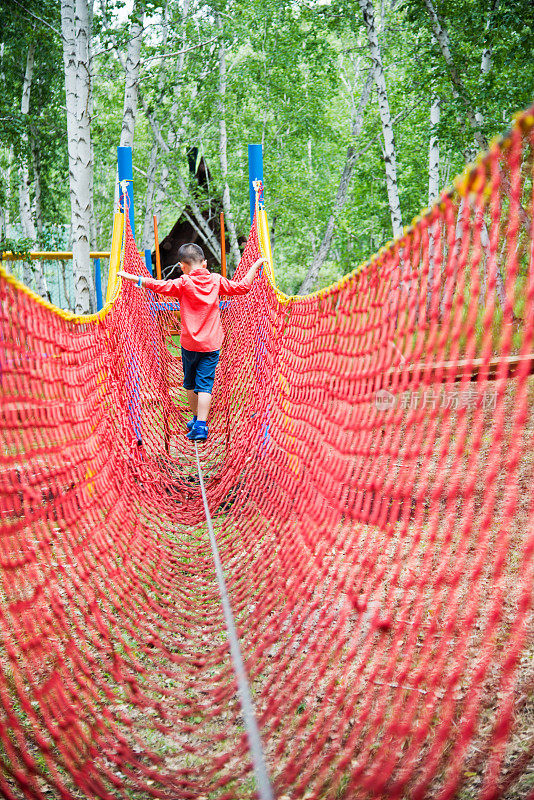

{"left": 7, "top": 0, "right": 61, "bottom": 38}
{"left": 140, "top": 38, "right": 218, "bottom": 66}
{"left": 298, "top": 66, "right": 374, "bottom": 295}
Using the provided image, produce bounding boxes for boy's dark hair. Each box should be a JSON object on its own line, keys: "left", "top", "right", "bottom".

{"left": 177, "top": 242, "right": 205, "bottom": 265}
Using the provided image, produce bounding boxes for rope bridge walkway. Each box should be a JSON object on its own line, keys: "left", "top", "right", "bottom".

{"left": 1, "top": 107, "right": 534, "bottom": 799}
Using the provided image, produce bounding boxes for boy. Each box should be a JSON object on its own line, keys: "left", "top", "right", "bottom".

{"left": 118, "top": 243, "right": 266, "bottom": 441}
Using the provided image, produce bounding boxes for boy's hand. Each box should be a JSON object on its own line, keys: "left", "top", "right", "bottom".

{"left": 251, "top": 257, "right": 269, "bottom": 280}
{"left": 242, "top": 257, "right": 270, "bottom": 285}
{"left": 118, "top": 270, "right": 138, "bottom": 282}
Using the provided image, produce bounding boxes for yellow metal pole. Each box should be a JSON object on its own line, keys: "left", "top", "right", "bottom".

{"left": 106, "top": 212, "right": 124, "bottom": 303}
{"left": 1, "top": 251, "right": 111, "bottom": 261}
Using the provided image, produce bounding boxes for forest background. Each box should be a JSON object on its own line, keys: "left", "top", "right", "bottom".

{"left": 0, "top": 0, "right": 533, "bottom": 312}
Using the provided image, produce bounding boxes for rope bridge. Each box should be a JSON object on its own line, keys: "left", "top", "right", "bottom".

{"left": 1, "top": 107, "right": 534, "bottom": 800}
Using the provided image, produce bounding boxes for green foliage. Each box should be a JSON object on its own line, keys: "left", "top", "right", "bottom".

{"left": 0, "top": 0, "right": 533, "bottom": 296}
{"left": 0, "top": 235, "right": 34, "bottom": 258}
{"left": 0, "top": 1, "right": 66, "bottom": 223}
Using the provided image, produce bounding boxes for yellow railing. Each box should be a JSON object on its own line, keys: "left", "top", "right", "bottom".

{"left": 1, "top": 251, "right": 110, "bottom": 261}
{"left": 0, "top": 212, "right": 125, "bottom": 324}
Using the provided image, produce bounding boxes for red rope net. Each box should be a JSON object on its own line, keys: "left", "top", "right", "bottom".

{"left": 1, "top": 111, "right": 534, "bottom": 800}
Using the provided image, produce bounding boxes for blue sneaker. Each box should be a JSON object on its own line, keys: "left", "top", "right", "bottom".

{"left": 186, "top": 416, "right": 197, "bottom": 431}
{"left": 186, "top": 421, "right": 208, "bottom": 441}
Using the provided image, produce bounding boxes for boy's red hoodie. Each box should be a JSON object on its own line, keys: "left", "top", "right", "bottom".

{"left": 143, "top": 268, "right": 252, "bottom": 352}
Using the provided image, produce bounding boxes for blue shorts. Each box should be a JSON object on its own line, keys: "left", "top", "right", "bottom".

{"left": 181, "top": 347, "right": 220, "bottom": 394}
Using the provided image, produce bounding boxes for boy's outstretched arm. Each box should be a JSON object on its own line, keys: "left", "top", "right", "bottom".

{"left": 219, "top": 258, "right": 269, "bottom": 297}
{"left": 219, "top": 257, "right": 268, "bottom": 297}
{"left": 245, "top": 257, "right": 269, "bottom": 284}
{"left": 118, "top": 270, "right": 153, "bottom": 288}
{"left": 118, "top": 270, "right": 180, "bottom": 296}
{"left": 118, "top": 270, "right": 143, "bottom": 284}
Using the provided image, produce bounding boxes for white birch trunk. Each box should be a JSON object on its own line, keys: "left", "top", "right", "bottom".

{"left": 359, "top": 0, "right": 403, "bottom": 238}
{"left": 165, "top": 0, "right": 192, "bottom": 148}
{"left": 217, "top": 16, "right": 241, "bottom": 270}
{"left": 441, "top": 197, "right": 466, "bottom": 316}
{"left": 423, "top": 0, "right": 486, "bottom": 151}
{"left": 29, "top": 132, "right": 50, "bottom": 299}
{"left": 19, "top": 43, "right": 36, "bottom": 250}
{"left": 167, "top": 0, "right": 191, "bottom": 139}
{"left": 161, "top": 2, "right": 217, "bottom": 248}
{"left": 61, "top": 0, "right": 94, "bottom": 315}
{"left": 154, "top": 163, "right": 168, "bottom": 233}
{"left": 141, "top": 3, "right": 168, "bottom": 249}
{"left": 3, "top": 147, "right": 14, "bottom": 240}
{"left": 19, "top": 43, "right": 47, "bottom": 296}
{"left": 120, "top": 7, "right": 144, "bottom": 148}
{"left": 428, "top": 95, "right": 441, "bottom": 205}
{"left": 61, "top": 260, "right": 73, "bottom": 310}
{"left": 30, "top": 131, "right": 42, "bottom": 236}
{"left": 475, "top": 0, "right": 499, "bottom": 128}
{"left": 298, "top": 67, "right": 374, "bottom": 295}
{"left": 164, "top": 11, "right": 210, "bottom": 147}
{"left": 424, "top": 0, "right": 530, "bottom": 238}
{"left": 133, "top": 1, "right": 220, "bottom": 258}
{"left": 426, "top": 95, "right": 441, "bottom": 315}
{"left": 88, "top": 0, "right": 97, "bottom": 259}
{"left": 142, "top": 142, "right": 159, "bottom": 250}
{"left": 142, "top": 94, "right": 221, "bottom": 259}
{"left": 479, "top": 212, "right": 508, "bottom": 310}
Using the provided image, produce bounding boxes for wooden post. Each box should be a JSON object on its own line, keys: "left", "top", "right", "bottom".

{"left": 153, "top": 215, "right": 162, "bottom": 280}
{"left": 220, "top": 211, "right": 227, "bottom": 278}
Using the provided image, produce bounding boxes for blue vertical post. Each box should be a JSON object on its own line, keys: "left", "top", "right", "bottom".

{"left": 118, "top": 146, "right": 135, "bottom": 238}
{"left": 248, "top": 143, "right": 269, "bottom": 452}
{"left": 144, "top": 249, "right": 153, "bottom": 277}
{"left": 117, "top": 145, "right": 141, "bottom": 445}
{"left": 248, "top": 144, "right": 264, "bottom": 224}
{"left": 94, "top": 258, "right": 103, "bottom": 310}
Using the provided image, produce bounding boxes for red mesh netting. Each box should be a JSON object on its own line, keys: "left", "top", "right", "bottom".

{"left": 1, "top": 110, "right": 534, "bottom": 799}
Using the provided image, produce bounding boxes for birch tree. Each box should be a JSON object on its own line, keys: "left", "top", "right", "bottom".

{"left": 18, "top": 40, "right": 49, "bottom": 299}
{"left": 423, "top": 0, "right": 485, "bottom": 148}
{"left": 141, "top": 2, "right": 169, "bottom": 250}
{"left": 426, "top": 94, "right": 440, "bottom": 315}
{"left": 120, "top": 3, "right": 144, "bottom": 148}
{"left": 423, "top": 0, "right": 530, "bottom": 236}
{"left": 142, "top": 143, "right": 160, "bottom": 250}
{"left": 217, "top": 14, "right": 241, "bottom": 270}
{"left": 424, "top": 0, "right": 496, "bottom": 148}
{"left": 141, "top": 96, "right": 222, "bottom": 260}
{"left": 298, "top": 65, "right": 374, "bottom": 294}
{"left": 0, "top": 147, "right": 13, "bottom": 242}
{"left": 428, "top": 95, "right": 440, "bottom": 205}
{"left": 474, "top": 0, "right": 499, "bottom": 129}
{"left": 358, "top": 0, "right": 403, "bottom": 239}
{"left": 135, "top": 9, "right": 222, "bottom": 261}
{"left": 61, "top": 0, "right": 94, "bottom": 314}
{"left": 19, "top": 42, "right": 37, "bottom": 290}
{"left": 123, "top": 0, "right": 221, "bottom": 258}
